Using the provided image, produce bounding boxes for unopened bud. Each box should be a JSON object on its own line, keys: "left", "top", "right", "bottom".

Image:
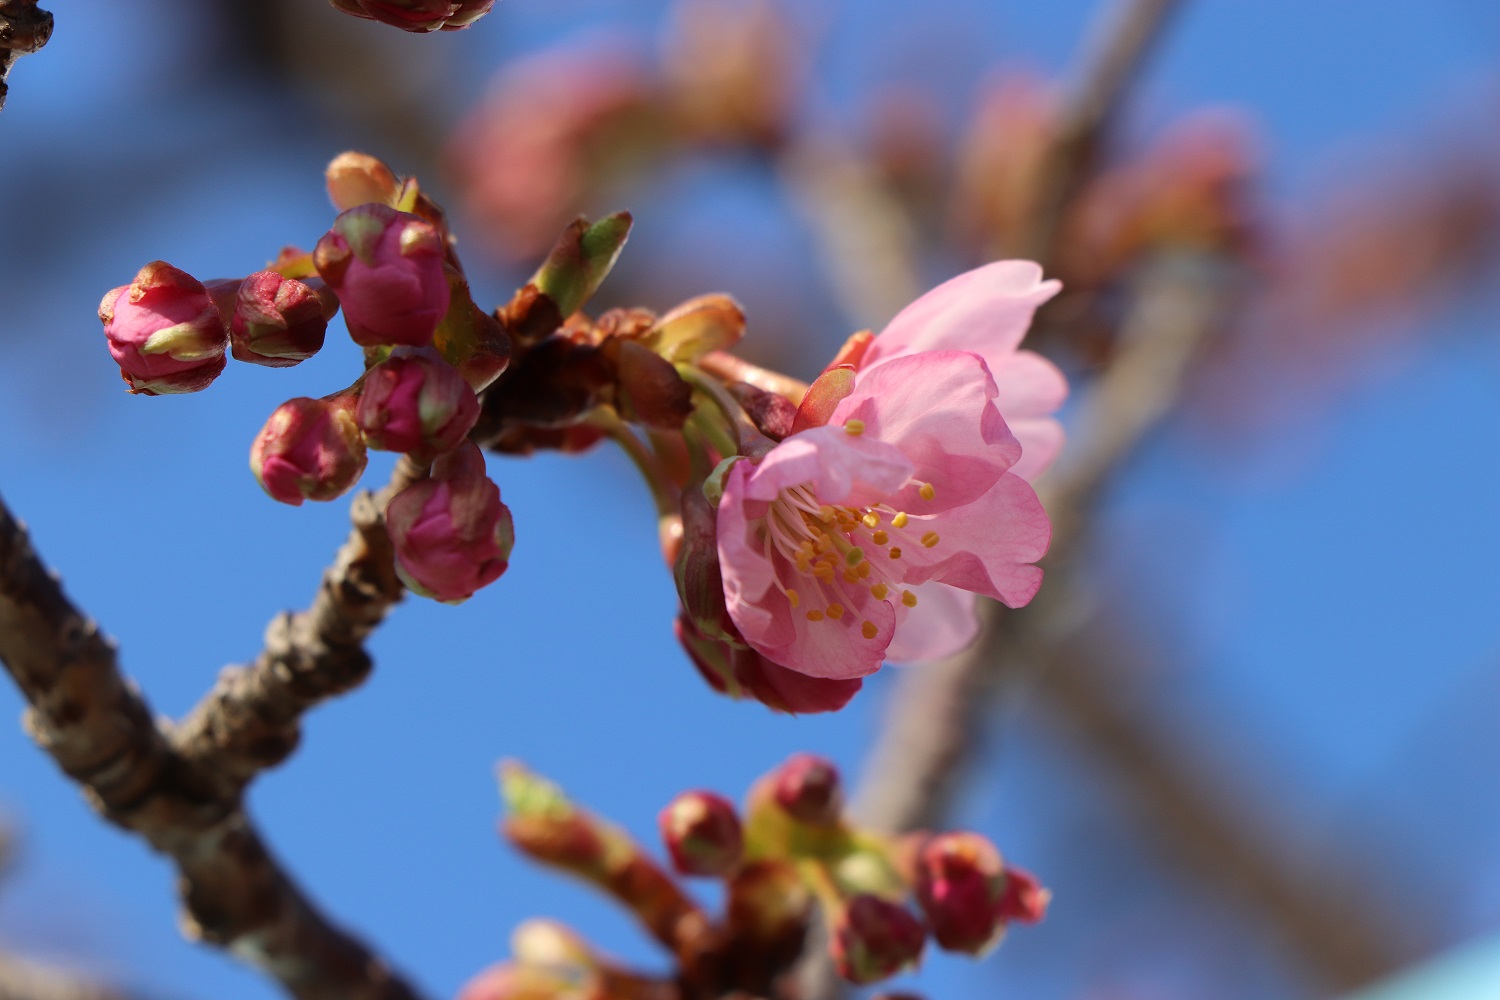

{"left": 455, "top": 963, "right": 569, "bottom": 1000}
{"left": 328, "top": 0, "right": 496, "bottom": 32}
{"left": 230, "top": 271, "right": 335, "bottom": 367}
{"left": 386, "top": 441, "right": 513, "bottom": 603}
{"left": 314, "top": 204, "right": 450, "bottom": 347}
{"left": 250, "top": 397, "right": 367, "bottom": 505}
{"left": 510, "top": 919, "right": 594, "bottom": 976}
{"left": 680, "top": 616, "right": 863, "bottom": 715}
{"left": 99, "top": 261, "right": 228, "bottom": 395}
{"left": 659, "top": 791, "right": 743, "bottom": 877}
{"left": 996, "top": 866, "right": 1049, "bottom": 924}
{"left": 356, "top": 347, "right": 479, "bottom": 454}
{"left": 325, "top": 151, "right": 402, "bottom": 211}
{"left": 913, "top": 832, "right": 1006, "bottom": 955}
{"left": 831, "top": 894, "right": 927, "bottom": 985}
{"left": 771, "top": 753, "right": 843, "bottom": 825}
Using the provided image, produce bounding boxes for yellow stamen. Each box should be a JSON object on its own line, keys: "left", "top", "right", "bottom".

{"left": 856, "top": 561, "right": 872, "bottom": 579}
{"left": 814, "top": 563, "right": 835, "bottom": 581}
{"left": 844, "top": 419, "right": 865, "bottom": 436}
{"left": 888, "top": 547, "right": 902, "bottom": 559}
{"left": 872, "top": 530, "right": 889, "bottom": 545}
{"left": 842, "top": 568, "right": 860, "bottom": 584}
{"left": 861, "top": 621, "right": 878, "bottom": 639}
{"left": 921, "top": 531, "right": 940, "bottom": 548}
{"left": 806, "top": 609, "right": 825, "bottom": 622}
{"left": 826, "top": 603, "right": 845, "bottom": 620}
{"left": 862, "top": 512, "right": 880, "bottom": 529}
{"left": 919, "top": 482, "right": 936, "bottom": 501}
{"left": 892, "top": 512, "right": 909, "bottom": 529}
{"left": 901, "top": 590, "right": 918, "bottom": 608}
{"left": 818, "top": 505, "right": 835, "bottom": 522}
{"left": 870, "top": 582, "right": 889, "bottom": 600}
{"left": 786, "top": 588, "right": 800, "bottom": 608}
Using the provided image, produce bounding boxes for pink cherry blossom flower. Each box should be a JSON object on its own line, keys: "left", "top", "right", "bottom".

{"left": 716, "top": 263, "right": 1062, "bottom": 679}
{"left": 860, "top": 259, "right": 1067, "bottom": 481}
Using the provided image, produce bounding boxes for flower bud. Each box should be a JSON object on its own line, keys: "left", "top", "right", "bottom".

{"left": 510, "top": 919, "right": 595, "bottom": 977}
{"left": 913, "top": 832, "right": 1006, "bottom": 955}
{"left": 229, "top": 271, "right": 334, "bottom": 367}
{"left": 456, "top": 963, "right": 568, "bottom": 1000}
{"left": 771, "top": 753, "right": 843, "bottom": 826}
{"left": 250, "top": 397, "right": 367, "bottom": 505}
{"left": 659, "top": 791, "right": 743, "bottom": 877}
{"left": 531, "top": 212, "right": 632, "bottom": 318}
{"left": 356, "top": 347, "right": 479, "bottom": 455}
{"left": 314, "top": 204, "right": 450, "bottom": 347}
{"left": 831, "top": 895, "right": 927, "bottom": 985}
{"left": 325, "top": 151, "right": 402, "bottom": 211}
{"left": 678, "top": 614, "right": 863, "bottom": 715}
{"left": 386, "top": 441, "right": 512, "bottom": 603}
{"left": 329, "top": 0, "right": 495, "bottom": 32}
{"left": 99, "top": 261, "right": 228, "bottom": 394}
{"left": 996, "top": 866, "right": 1049, "bottom": 924}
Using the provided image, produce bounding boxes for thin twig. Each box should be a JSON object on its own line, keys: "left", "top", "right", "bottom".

{"left": 1019, "top": 0, "right": 1186, "bottom": 259}
{"left": 172, "top": 457, "right": 427, "bottom": 801}
{"left": 0, "top": 492, "right": 429, "bottom": 1000}
{"left": 0, "top": 0, "right": 53, "bottom": 111}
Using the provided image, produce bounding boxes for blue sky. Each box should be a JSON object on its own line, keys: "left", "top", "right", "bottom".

{"left": 0, "top": 2, "right": 1498, "bottom": 998}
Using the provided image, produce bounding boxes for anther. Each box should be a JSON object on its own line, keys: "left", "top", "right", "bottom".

{"left": 861, "top": 621, "right": 878, "bottom": 639}
{"left": 826, "top": 603, "right": 845, "bottom": 620}
{"left": 888, "top": 547, "right": 902, "bottom": 559}
{"left": 872, "top": 530, "right": 889, "bottom": 545}
{"left": 856, "top": 562, "right": 872, "bottom": 579}
{"left": 870, "top": 582, "right": 889, "bottom": 600}
{"left": 806, "top": 609, "right": 825, "bottom": 622}
{"left": 891, "top": 512, "right": 909, "bottom": 529}
{"left": 921, "top": 531, "right": 940, "bottom": 548}
{"left": 844, "top": 419, "right": 866, "bottom": 436}
{"left": 901, "top": 590, "right": 918, "bottom": 608}
{"left": 919, "top": 482, "right": 936, "bottom": 501}
{"left": 786, "top": 588, "right": 800, "bottom": 608}
{"left": 862, "top": 512, "right": 880, "bottom": 529}
{"left": 842, "top": 568, "right": 860, "bottom": 584}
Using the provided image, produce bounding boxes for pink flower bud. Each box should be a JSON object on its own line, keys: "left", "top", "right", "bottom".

{"left": 659, "top": 790, "right": 743, "bottom": 877}
{"left": 996, "top": 866, "right": 1049, "bottom": 925}
{"left": 913, "top": 832, "right": 1006, "bottom": 955}
{"left": 230, "top": 271, "right": 335, "bottom": 367}
{"left": 313, "top": 204, "right": 450, "bottom": 347}
{"left": 328, "top": 0, "right": 495, "bottom": 32}
{"left": 456, "top": 963, "right": 568, "bottom": 1000}
{"left": 770, "top": 753, "right": 843, "bottom": 826}
{"left": 99, "top": 261, "right": 228, "bottom": 395}
{"left": 355, "top": 347, "right": 479, "bottom": 455}
{"left": 831, "top": 895, "right": 927, "bottom": 985}
{"left": 386, "top": 441, "right": 513, "bottom": 603}
{"left": 250, "top": 397, "right": 368, "bottom": 506}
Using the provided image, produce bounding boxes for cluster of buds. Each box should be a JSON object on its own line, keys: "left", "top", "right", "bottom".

{"left": 100, "top": 152, "right": 517, "bottom": 604}
{"left": 469, "top": 754, "right": 1047, "bottom": 997}
{"left": 327, "top": 0, "right": 496, "bottom": 32}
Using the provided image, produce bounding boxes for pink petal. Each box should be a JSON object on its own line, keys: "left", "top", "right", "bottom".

{"left": 717, "top": 461, "right": 795, "bottom": 652}
{"left": 835, "top": 351, "right": 1018, "bottom": 514}
{"left": 885, "top": 583, "right": 980, "bottom": 663}
{"left": 991, "top": 349, "right": 1068, "bottom": 419}
{"left": 865, "top": 260, "right": 1061, "bottom": 373}
{"left": 1006, "top": 416, "right": 1065, "bottom": 483}
{"left": 895, "top": 473, "right": 1050, "bottom": 608}
{"left": 744, "top": 425, "right": 915, "bottom": 510}
{"left": 761, "top": 574, "right": 894, "bottom": 680}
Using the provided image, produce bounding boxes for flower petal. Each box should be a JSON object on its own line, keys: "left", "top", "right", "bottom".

{"left": 718, "top": 461, "right": 795, "bottom": 651}
{"left": 744, "top": 425, "right": 915, "bottom": 509}
{"left": 761, "top": 574, "right": 894, "bottom": 680}
{"left": 885, "top": 583, "right": 980, "bottom": 663}
{"left": 1006, "top": 416, "right": 1064, "bottom": 483}
{"left": 896, "top": 473, "right": 1050, "bottom": 608}
{"left": 865, "top": 260, "right": 1060, "bottom": 374}
{"left": 835, "top": 351, "right": 1018, "bottom": 514}
{"left": 991, "top": 349, "right": 1068, "bottom": 418}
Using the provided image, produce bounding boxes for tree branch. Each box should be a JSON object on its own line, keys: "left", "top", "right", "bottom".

{"left": 172, "top": 456, "right": 426, "bottom": 802}
{"left": 0, "top": 0, "right": 53, "bottom": 111}
{"left": 0, "top": 492, "right": 429, "bottom": 1000}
